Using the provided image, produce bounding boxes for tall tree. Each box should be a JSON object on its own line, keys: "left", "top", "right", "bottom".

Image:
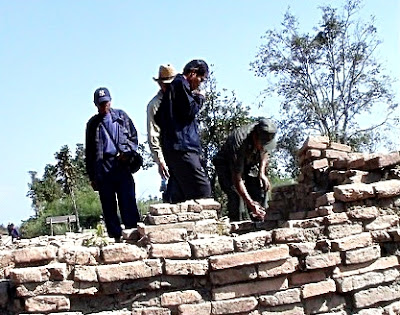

{"left": 55, "top": 145, "right": 81, "bottom": 231}
{"left": 251, "top": 0, "right": 398, "bottom": 175}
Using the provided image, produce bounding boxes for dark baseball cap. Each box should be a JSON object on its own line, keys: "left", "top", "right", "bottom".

{"left": 94, "top": 87, "right": 111, "bottom": 105}
{"left": 254, "top": 118, "right": 277, "bottom": 152}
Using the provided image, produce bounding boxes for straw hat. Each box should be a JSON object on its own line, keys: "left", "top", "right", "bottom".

{"left": 153, "top": 64, "right": 177, "bottom": 83}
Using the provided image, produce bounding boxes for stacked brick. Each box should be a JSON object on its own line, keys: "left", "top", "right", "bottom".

{"left": 0, "top": 138, "right": 400, "bottom": 314}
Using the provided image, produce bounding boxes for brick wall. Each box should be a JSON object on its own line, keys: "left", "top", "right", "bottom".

{"left": 1, "top": 137, "right": 400, "bottom": 314}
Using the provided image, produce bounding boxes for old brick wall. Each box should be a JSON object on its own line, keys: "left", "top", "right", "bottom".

{"left": 1, "top": 137, "right": 400, "bottom": 315}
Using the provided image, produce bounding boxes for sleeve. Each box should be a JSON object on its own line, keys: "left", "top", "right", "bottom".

{"left": 123, "top": 110, "right": 138, "bottom": 151}
{"left": 85, "top": 118, "right": 96, "bottom": 182}
{"left": 173, "top": 79, "right": 204, "bottom": 122}
{"left": 147, "top": 100, "right": 165, "bottom": 165}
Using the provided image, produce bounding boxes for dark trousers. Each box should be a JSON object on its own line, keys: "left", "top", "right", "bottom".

{"left": 164, "top": 150, "right": 211, "bottom": 203}
{"left": 215, "top": 162, "right": 262, "bottom": 221}
{"left": 97, "top": 166, "right": 140, "bottom": 238}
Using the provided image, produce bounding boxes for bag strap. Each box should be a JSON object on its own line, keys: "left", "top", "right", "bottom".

{"left": 100, "top": 121, "right": 121, "bottom": 154}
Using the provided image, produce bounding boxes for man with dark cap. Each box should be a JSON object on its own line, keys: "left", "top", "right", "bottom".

{"left": 155, "top": 59, "right": 211, "bottom": 203}
{"left": 85, "top": 87, "right": 141, "bottom": 242}
{"left": 213, "top": 118, "right": 277, "bottom": 221}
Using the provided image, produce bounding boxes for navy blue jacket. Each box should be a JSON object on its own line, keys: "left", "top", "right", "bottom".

{"left": 155, "top": 74, "right": 205, "bottom": 153}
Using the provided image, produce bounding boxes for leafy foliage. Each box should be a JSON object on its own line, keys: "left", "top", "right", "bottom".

{"left": 251, "top": 0, "right": 398, "bottom": 176}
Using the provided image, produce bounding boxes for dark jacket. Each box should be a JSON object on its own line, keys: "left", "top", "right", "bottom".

{"left": 85, "top": 108, "right": 138, "bottom": 182}
{"left": 155, "top": 74, "right": 205, "bottom": 153}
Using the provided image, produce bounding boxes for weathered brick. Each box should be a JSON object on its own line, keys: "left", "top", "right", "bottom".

{"left": 150, "top": 242, "right": 191, "bottom": 259}
{"left": 344, "top": 245, "right": 381, "bottom": 265}
{"left": 353, "top": 283, "right": 400, "bottom": 308}
{"left": 178, "top": 302, "right": 211, "bottom": 315}
{"left": 334, "top": 183, "right": 375, "bottom": 202}
{"left": 148, "top": 228, "right": 187, "bottom": 244}
{"left": 212, "top": 277, "right": 288, "bottom": 300}
{"left": 233, "top": 230, "right": 272, "bottom": 252}
{"left": 283, "top": 217, "right": 324, "bottom": 229}
{"left": 96, "top": 259, "right": 162, "bottom": 282}
{"left": 290, "top": 270, "right": 327, "bottom": 286}
{"left": 258, "top": 257, "right": 298, "bottom": 278}
{"left": 10, "top": 263, "right": 67, "bottom": 284}
{"left": 302, "top": 279, "right": 336, "bottom": 298}
{"left": 326, "top": 223, "right": 363, "bottom": 239}
{"left": 288, "top": 242, "right": 316, "bottom": 256}
{"left": 210, "top": 266, "right": 257, "bottom": 285}
{"left": 149, "top": 203, "right": 177, "bottom": 215}
{"left": 315, "top": 192, "right": 336, "bottom": 207}
{"left": 101, "top": 244, "right": 147, "bottom": 263}
{"left": 364, "top": 215, "right": 399, "bottom": 231}
{"left": 305, "top": 252, "right": 341, "bottom": 270}
{"left": 273, "top": 228, "right": 305, "bottom": 243}
{"left": 336, "top": 268, "right": 400, "bottom": 293}
{"left": 364, "top": 152, "right": 400, "bottom": 170}
{"left": 58, "top": 245, "right": 99, "bottom": 265}
{"left": 323, "top": 149, "right": 349, "bottom": 160}
{"left": 16, "top": 280, "right": 97, "bottom": 297}
{"left": 195, "top": 198, "right": 221, "bottom": 210}
{"left": 160, "top": 290, "right": 202, "bottom": 306}
{"left": 147, "top": 214, "right": 178, "bottom": 225}
{"left": 164, "top": 259, "right": 208, "bottom": 276}
{"left": 311, "top": 158, "right": 329, "bottom": 170}
{"left": 304, "top": 294, "right": 346, "bottom": 314}
{"left": 13, "top": 246, "right": 58, "bottom": 264}
{"left": 371, "top": 229, "right": 392, "bottom": 242}
{"left": 331, "top": 232, "right": 373, "bottom": 251}
{"left": 25, "top": 295, "right": 70, "bottom": 312}
{"left": 137, "top": 222, "right": 195, "bottom": 237}
{"left": 211, "top": 297, "right": 257, "bottom": 314}
{"left": 209, "top": 245, "right": 289, "bottom": 270}
{"left": 333, "top": 255, "right": 400, "bottom": 278}
{"left": 194, "top": 219, "right": 229, "bottom": 236}
{"left": 383, "top": 300, "right": 400, "bottom": 315}
{"left": 328, "top": 143, "right": 352, "bottom": 152}
{"left": 347, "top": 206, "right": 380, "bottom": 220}
{"left": 323, "top": 213, "right": 349, "bottom": 225}
{"left": 132, "top": 307, "right": 171, "bottom": 315}
{"left": 373, "top": 179, "right": 400, "bottom": 199}
{"left": 298, "top": 136, "right": 329, "bottom": 155}
{"left": 259, "top": 288, "right": 301, "bottom": 306}
{"left": 200, "top": 210, "right": 218, "bottom": 220}
{"left": 73, "top": 265, "right": 98, "bottom": 282}
{"left": 189, "top": 236, "right": 234, "bottom": 258}
{"left": 177, "top": 212, "right": 203, "bottom": 222}
{"left": 257, "top": 304, "right": 305, "bottom": 314}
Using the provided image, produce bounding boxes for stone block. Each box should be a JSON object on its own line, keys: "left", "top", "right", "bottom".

{"left": 258, "top": 257, "right": 299, "bottom": 278}
{"left": 160, "top": 290, "right": 202, "bottom": 306}
{"left": 150, "top": 242, "right": 191, "bottom": 259}
{"left": 315, "top": 192, "right": 336, "bottom": 207}
{"left": 147, "top": 214, "right": 178, "bottom": 225}
{"left": 137, "top": 222, "right": 196, "bottom": 237}
{"left": 210, "top": 266, "right": 257, "bottom": 285}
{"left": 58, "top": 245, "right": 99, "bottom": 265}
{"left": 209, "top": 245, "right": 289, "bottom": 270}
{"left": 149, "top": 203, "right": 177, "bottom": 215}
{"left": 259, "top": 288, "right": 301, "bottom": 306}
{"left": 373, "top": 179, "right": 400, "bottom": 198}
{"left": 212, "top": 277, "right": 288, "bottom": 300}
{"left": 164, "top": 259, "right": 208, "bottom": 276}
{"left": 132, "top": 307, "right": 171, "bottom": 315}
{"left": 344, "top": 245, "right": 381, "bottom": 265}
{"left": 24, "top": 295, "right": 70, "bottom": 313}
{"left": 336, "top": 268, "right": 400, "bottom": 293}
{"left": 328, "top": 143, "right": 352, "bottom": 152}
{"left": 273, "top": 228, "right": 305, "bottom": 243}
{"left": 290, "top": 270, "right": 327, "bottom": 286}
{"left": 363, "top": 152, "right": 400, "bottom": 170}
{"left": 305, "top": 252, "right": 341, "bottom": 270}
{"left": 288, "top": 242, "right": 316, "bottom": 256}
{"left": 148, "top": 228, "right": 187, "bottom": 244}
{"left": 298, "top": 136, "right": 329, "bottom": 155}
{"left": 311, "top": 158, "right": 329, "bottom": 170}
{"left": 195, "top": 198, "right": 221, "bottom": 210}
{"left": 331, "top": 232, "right": 372, "bottom": 251}
{"left": 189, "top": 236, "right": 234, "bottom": 258}
{"left": 304, "top": 294, "right": 346, "bottom": 314}
{"left": 323, "top": 213, "right": 349, "bottom": 225}
{"left": 73, "top": 265, "right": 97, "bottom": 282}
{"left": 334, "top": 183, "right": 375, "bottom": 202}
{"left": 353, "top": 283, "right": 400, "bottom": 308}
{"left": 347, "top": 206, "right": 380, "bottom": 220}
{"left": 326, "top": 223, "right": 363, "bottom": 239}
{"left": 364, "top": 215, "right": 399, "bottom": 231}
{"left": 13, "top": 246, "right": 58, "bottom": 264}
{"left": 178, "top": 302, "right": 211, "bottom": 315}
{"left": 211, "top": 297, "right": 258, "bottom": 314}
{"left": 233, "top": 230, "right": 272, "bottom": 252}
{"left": 96, "top": 259, "right": 162, "bottom": 282}
{"left": 10, "top": 263, "right": 67, "bottom": 284}
{"left": 301, "top": 279, "right": 336, "bottom": 298}
{"left": 101, "top": 244, "right": 147, "bottom": 263}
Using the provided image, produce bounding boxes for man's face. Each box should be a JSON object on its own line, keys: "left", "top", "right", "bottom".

{"left": 187, "top": 71, "right": 208, "bottom": 91}
{"left": 97, "top": 101, "right": 111, "bottom": 115}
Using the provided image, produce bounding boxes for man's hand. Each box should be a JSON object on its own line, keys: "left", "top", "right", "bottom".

{"left": 249, "top": 201, "right": 266, "bottom": 221}
{"left": 158, "top": 162, "right": 170, "bottom": 179}
{"left": 260, "top": 174, "right": 271, "bottom": 192}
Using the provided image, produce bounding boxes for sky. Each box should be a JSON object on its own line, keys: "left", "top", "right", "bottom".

{"left": 1, "top": 0, "right": 399, "bottom": 225}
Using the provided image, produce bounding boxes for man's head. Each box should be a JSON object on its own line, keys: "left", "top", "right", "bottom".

{"left": 183, "top": 59, "right": 209, "bottom": 91}
{"left": 93, "top": 87, "right": 112, "bottom": 115}
{"left": 153, "top": 64, "right": 177, "bottom": 93}
{"left": 253, "top": 118, "right": 277, "bottom": 152}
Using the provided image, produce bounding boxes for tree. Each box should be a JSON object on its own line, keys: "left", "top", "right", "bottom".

{"left": 251, "top": 0, "right": 398, "bottom": 175}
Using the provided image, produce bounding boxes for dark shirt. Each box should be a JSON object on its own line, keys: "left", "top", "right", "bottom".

{"left": 85, "top": 108, "right": 138, "bottom": 182}
{"left": 155, "top": 74, "right": 205, "bottom": 153}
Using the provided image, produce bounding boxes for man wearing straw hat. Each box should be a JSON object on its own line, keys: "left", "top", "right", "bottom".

{"left": 147, "top": 64, "right": 177, "bottom": 201}
{"left": 155, "top": 59, "right": 211, "bottom": 203}
{"left": 213, "top": 118, "right": 277, "bottom": 221}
